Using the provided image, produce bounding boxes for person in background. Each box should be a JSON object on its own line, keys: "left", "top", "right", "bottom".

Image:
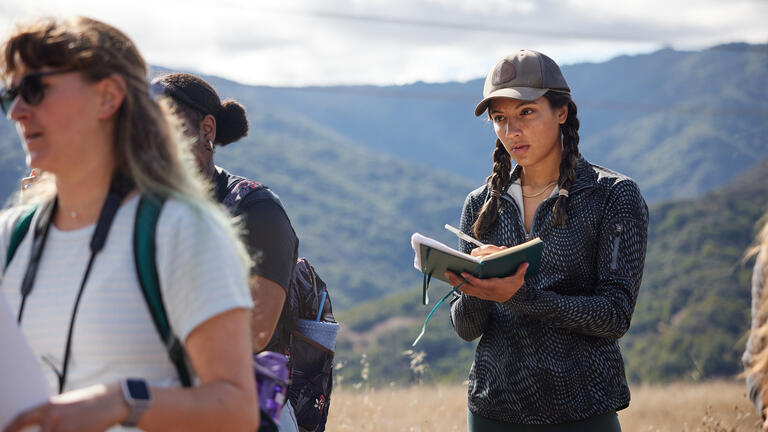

{"left": 448, "top": 50, "right": 648, "bottom": 431}
{"left": 743, "top": 214, "right": 768, "bottom": 430}
{"left": 0, "top": 16, "right": 258, "bottom": 431}
{"left": 151, "top": 72, "right": 299, "bottom": 431}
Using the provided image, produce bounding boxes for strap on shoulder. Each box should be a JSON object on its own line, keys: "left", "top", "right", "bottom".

{"left": 5, "top": 205, "right": 38, "bottom": 271}
{"left": 134, "top": 195, "right": 192, "bottom": 387}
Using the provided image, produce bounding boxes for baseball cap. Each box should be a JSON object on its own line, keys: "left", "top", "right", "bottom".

{"left": 474, "top": 49, "right": 570, "bottom": 116}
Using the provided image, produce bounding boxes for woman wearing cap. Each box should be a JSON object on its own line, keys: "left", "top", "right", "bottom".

{"left": 447, "top": 50, "right": 648, "bottom": 431}
{"left": 151, "top": 72, "right": 300, "bottom": 431}
{"left": 0, "top": 17, "right": 258, "bottom": 431}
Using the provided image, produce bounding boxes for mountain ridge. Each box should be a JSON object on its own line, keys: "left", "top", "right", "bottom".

{"left": 1, "top": 43, "right": 765, "bottom": 318}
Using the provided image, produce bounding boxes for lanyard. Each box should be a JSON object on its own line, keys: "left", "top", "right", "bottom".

{"left": 16, "top": 176, "right": 133, "bottom": 394}
{"left": 412, "top": 249, "right": 483, "bottom": 346}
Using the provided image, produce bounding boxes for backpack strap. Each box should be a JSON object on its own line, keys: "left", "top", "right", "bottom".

{"left": 4, "top": 205, "right": 38, "bottom": 271}
{"left": 134, "top": 195, "right": 192, "bottom": 387}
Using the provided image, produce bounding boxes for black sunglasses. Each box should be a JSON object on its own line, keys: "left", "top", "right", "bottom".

{"left": 1, "top": 69, "right": 77, "bottom": 115}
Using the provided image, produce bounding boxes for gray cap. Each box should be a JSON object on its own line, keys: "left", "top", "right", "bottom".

{"left": 474, "top": 49, "right": 570, "bottom": 116}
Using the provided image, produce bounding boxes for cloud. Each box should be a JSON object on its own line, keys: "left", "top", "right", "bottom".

{"left": 2, "top": 0, "right": 766, "bottom": 86}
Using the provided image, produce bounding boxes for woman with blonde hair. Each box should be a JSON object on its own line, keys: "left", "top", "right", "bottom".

{"left": 0, "top": 16, "right": 258, "bottom": 431}
{"left": 743, "top": 214, "right": 768, "bottom": 430}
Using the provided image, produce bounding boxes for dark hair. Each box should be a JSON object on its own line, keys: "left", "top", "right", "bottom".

{"left": 547, "top": 92, "right": 580, "bottom": 226}
{"left": 471, "top": 138, "right": 511, "bottom": 239}
{"left": 472, "top": 91, "right": 581, "bottom": 239}
{"left": 154, "top": 73, "right": 248, "bottom": 146}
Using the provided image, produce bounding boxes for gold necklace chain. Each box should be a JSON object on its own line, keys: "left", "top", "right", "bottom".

{"left": 522, "top": 180, "right": 558, "bottom": 198}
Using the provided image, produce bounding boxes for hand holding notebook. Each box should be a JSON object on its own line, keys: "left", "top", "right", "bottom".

{"left": 411, "top": 232, "right": 543, "bottom": 287}
{"left": 409, "top": 230, "right": 544, "bottom": 345}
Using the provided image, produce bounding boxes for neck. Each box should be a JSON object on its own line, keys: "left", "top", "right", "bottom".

{"left": 201, "top": 157, "right": 216, "bottom": 181}
{"left": 195, "top": 145, "right": 217, "bottom": 180}
{"left": 54, "top": 159, "right": 116, "bottom": 230}
{"left": 520, "top": 161, "right": 561, "bottom": 189}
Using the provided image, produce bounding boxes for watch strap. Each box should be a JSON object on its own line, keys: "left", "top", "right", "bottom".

{"left": 120, "top": 378, "right": 152, "bottom": 427}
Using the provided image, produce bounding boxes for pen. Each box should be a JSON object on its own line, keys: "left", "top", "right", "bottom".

{"left": 444, "top": 224, "right": 485, "bottom": 247}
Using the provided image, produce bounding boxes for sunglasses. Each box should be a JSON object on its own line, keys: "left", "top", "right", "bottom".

{"left": 1, "top": 69, "right": 77, "bottom": 115}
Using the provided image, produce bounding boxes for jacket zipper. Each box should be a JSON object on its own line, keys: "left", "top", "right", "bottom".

{"left": 528, "top": 198, "right": 554, "bottom": 240}
{"left": 501, "top": 195, "right": 529, "bottom": 241}
{"left": 610, "top": 223, "right": 622, "bottom": 271}
{"left": 502, "top": 194, "right": 551, "bottom": 241}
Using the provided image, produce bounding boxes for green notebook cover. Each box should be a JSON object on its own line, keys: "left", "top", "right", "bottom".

{"left": 411, "top": 233, "right": 543, "bottom": 286}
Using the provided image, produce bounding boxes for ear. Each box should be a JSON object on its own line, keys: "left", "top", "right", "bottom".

{"left": 556, "top": 104, "right": 568, "bottom": 125}
{"left": 96, "top": 74, "right": 127, "bottom": 120}
{"left": 199, "top": 114, "right": 217, "bottom": 143}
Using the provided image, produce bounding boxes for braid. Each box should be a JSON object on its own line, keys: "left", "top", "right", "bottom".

{"left": 552, "top": 99, "right": 580, "bottom": 226}
{"left": 473, "top": 139, "right": 512, "bottom": 239}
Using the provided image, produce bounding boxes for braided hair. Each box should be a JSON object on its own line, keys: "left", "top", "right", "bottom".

{"left": 472, "top": 91, "right": 581, "bottom": 239}
{"left": 472, "top": 138, "right": 512, "bottom": 238}
{"left": 547, "top": 91, "right": 580, "bottom": 226}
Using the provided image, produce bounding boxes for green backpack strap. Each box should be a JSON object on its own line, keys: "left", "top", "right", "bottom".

{"left": 134, "top": 195, "right": 192, "bottom": 387}
{"left": 5, "top": 205, "right": 38, "bottom": 271}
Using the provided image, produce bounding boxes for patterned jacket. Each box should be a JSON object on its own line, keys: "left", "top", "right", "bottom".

{"left": 450, "top": 156, "right": 649, "bottom": 424}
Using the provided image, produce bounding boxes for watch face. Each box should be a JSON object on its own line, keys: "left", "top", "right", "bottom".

{"left": 126, "top": 379, "right": 150, "bottom": 400}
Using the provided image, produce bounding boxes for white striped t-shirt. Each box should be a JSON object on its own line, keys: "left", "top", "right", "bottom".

{"left": 0, "top": 196, "right": 252, "bottom": 431}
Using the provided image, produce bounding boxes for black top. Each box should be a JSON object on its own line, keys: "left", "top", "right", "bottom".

{"left": 213, "top": 167, "right": 298, "bottom": 292}
{"left": 451, "top": 157, "right": 649, "bottom": 424}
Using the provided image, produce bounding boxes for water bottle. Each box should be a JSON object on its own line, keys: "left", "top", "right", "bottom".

{"left": 254, "top": 351, "right": 290, "bottom": 432}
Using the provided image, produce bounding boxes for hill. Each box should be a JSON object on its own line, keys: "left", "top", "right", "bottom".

{"left": 205, "top": 43, "right": 768, "bottom": 202}
{"left": 0, "top": 102, "right": 472, "bottom": 309}
{"left": 213, "top": 109, "right": 474, "bottom": 307}
{"left": 0, "top": 43, "right": 765, "bottom": 330}
{"left": 333, "top": 158, "right": 768, "bottom": 383}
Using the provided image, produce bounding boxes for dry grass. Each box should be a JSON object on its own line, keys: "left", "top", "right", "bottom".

{"left": 621, "top": 381, "right": 759, "bottom": 432}
{"left": 326, "top": 380, "right": 760, "bottom": 431}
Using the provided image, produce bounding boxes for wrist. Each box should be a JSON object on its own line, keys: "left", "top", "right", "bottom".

{"left": 119, "top": 378, "right": 152, "bottom": 427}
{"left": 108, "top": 382, "right": 131, "bottom": 425}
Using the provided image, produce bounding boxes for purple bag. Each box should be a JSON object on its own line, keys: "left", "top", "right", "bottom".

{"left": 254, "top": 351, "right": 290, "bottom": 431}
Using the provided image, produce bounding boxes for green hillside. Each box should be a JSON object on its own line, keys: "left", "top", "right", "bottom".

{"left": 213, "top": 108, "right": 473, "bottom": 307}
{"left": 0, "top": 103, "right": 472, "bottom": 309}
{"left": 623, "top": 157, "right": 768, "bottom": 382}
{"left": 0, "top": 45, "right": 765, "bottom": 383}
{"left": 334, "top": 159, "right": 768, "bottom": 384}
{"left": 584, "top": 111, "right": 767, "bottom": 200}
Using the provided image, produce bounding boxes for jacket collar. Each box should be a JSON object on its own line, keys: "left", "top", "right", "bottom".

{"left": 504, "top": 156, "right": 597, "bottom": 196}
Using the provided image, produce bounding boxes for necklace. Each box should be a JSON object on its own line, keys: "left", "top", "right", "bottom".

{"left": 522, "top": 180, "right": 557, "bottom": 198}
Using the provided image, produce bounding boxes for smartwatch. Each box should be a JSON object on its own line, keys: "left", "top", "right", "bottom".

{"left": 120, "top": 378, "right": 152, "bottom": 427}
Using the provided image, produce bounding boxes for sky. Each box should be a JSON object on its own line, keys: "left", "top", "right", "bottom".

{"left": 1, "top": 0, "right": 766, "bottom": 87}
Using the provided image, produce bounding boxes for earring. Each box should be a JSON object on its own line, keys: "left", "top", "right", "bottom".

{"left": 206, "top": 139, "right": 214, "bottom": 152}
